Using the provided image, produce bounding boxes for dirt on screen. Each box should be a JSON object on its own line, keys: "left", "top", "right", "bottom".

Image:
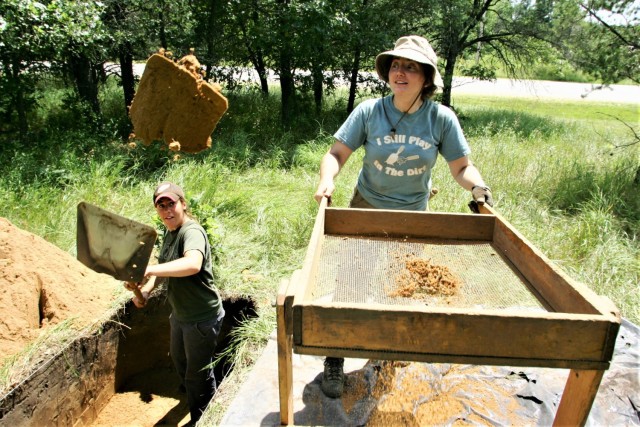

{"left": 0, "top": 217, "right": 121, "bottom": 360}
{"left": 390, "top": 256, "right": 462, "bottom": 298}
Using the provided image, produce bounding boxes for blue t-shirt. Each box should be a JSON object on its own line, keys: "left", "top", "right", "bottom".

{"left": 334, "top": 96, "right": 470, "bottom": 210}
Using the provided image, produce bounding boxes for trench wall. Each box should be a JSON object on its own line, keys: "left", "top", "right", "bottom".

{"left": 0, "top": 322, "right": 119, "bottom": 426}
{"left": 0, "top": 296, "right": 171, "bottom": 426}
{"left": 0, "top": 294, "right": 255, "bottom": 426}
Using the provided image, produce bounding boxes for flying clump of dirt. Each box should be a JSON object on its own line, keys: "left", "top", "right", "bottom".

{"left": 0, "top": 218, "right": 121, "bottom": 361}
{"left": 128, "top": 48, "right": 229, "bottom": 154}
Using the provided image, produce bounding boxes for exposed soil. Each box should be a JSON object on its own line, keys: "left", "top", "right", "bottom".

{"left": 93, "top": 367, "right": 189, "bottom": 426}
{"left": 0, "top": 217, "right": 121, "bottom": 360}
{"left": 390, "top": 256, "right": 462, "bottom": 298}
{"left": 0, "top": 217, "right": 255, "bottom": 426}
{"left": 363, "top": 362, "right": 526, "bottom": 426}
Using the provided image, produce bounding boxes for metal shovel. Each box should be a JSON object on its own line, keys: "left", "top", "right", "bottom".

{"left": 76, "top": 202, "right": 157, "bottom": 302}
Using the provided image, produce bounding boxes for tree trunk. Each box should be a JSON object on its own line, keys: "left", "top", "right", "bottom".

{"left": 279, "top": 54, "right": 295, "bottom": 125}
{"left": 258, "top": 70, "right": 269, "bottom": 94}
{"left": 203, "top": 0, "right": 220, "bottom": 73}
{"left": 158, "top": 2, "right": 168, "bottom": 50}
{"left": 67, "top": 51, "right": 102, "bottom": 120}
{"left": 277, "top": 0, "right": 294, "bottom": 125}
{"left": 441, "top": 51, "right": 458, "bottom": 107}
{"left": 312, "top": 63, "right": 323, "bottom": 111}
{"left": 347, "top": 0, "right": 368, "bottom": 113}
{"left": 240, "top": 7, "right": 269, "bottom": 94}
{"left": 475, "top": 21, "right": 484, "bottom": 64}
{"left": 254, "top": 53, "right": 269, "bottom": 94}
{"left": 105, "top": 0, "right": 133, "bottom": 134}
{"left": 245, "top": 40, "right": 269, "bottom": 94}
{"left": 347, "top": 44, "right": 361, "bottom": 113}
{"left": 119, "top": 41, "right": 135, "bottom": 136}
{"left": 9, "top": 59, "right": 28, "bottom": 141}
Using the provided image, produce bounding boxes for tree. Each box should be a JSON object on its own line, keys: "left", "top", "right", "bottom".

{"left": 570, "top": 0, "right": 639, "bottom": 84}
{"left": 294, "top": 0, "right": 337, "bottom": 111}
{"left": 241, "top": 0, "right": 316, "bottom": 124}
{"left": 0, "top": 0, "right": 52, "bottom": 139}
{"left": 571, "top": 0, "right": 640, "bottom": 181}
{"left": 102, "top": 0, "right": 147, "bottom": 116}
{"left": 335, "top": 0, "right": 397, "bottom": 112}
{"left": 0, "top": 0, "right": 109, "bottom": 138}
{"left": 190, "top": 0, "right": 225, "bottom": 77}
{"left": 409, "top": 0, "right": 559, "bottom": 107}
{"left": 101, "top": 0, "right": 194, "bottom": 137}
{"left": 219, "top": 0, "right": 273, "bottom": 93}
{"left": 50, "top": 0, "right": 110, "bottom": 121}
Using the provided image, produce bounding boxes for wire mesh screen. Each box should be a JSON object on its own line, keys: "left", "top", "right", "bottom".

{"left": 312, "top": 235, "right": 545, "bottom": 311}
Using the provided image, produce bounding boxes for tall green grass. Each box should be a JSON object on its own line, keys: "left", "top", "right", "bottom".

{"left": 436, "top": 98, "right": 639, "bottom": 323}
{"left": 0, "top": 81, "right": 638, "bottom": 423}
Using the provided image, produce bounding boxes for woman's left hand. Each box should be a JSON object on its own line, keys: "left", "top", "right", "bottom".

{"left": 131, "top": 290, "right": 149, "bottom": 308}
{"left": 124, "top": 280, "right": 148, "bottom": 307}
{"left": 124, "top": 281, "right": 139, "bottom": 292}
{"left": 314, "top": 180, "right": 335, "bottom": 204}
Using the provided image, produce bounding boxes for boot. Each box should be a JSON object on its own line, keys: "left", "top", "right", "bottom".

{"left": 321, "top": 357, "right": 345, "bottom": 398}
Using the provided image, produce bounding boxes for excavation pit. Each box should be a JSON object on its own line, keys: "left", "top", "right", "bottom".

{"left": 0, "top": 295, "right": 257, "bottom": 426}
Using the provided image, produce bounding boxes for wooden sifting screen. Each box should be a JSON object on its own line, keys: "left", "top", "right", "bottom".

{"left": 312, "top": 235, "right": 546, "bottom": 311}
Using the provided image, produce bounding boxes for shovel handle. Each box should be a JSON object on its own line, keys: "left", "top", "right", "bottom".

{"left": 126, "top": 278, "right": 148, "bottom": 306}
{"left": 132, "top": 286, "right": 146, "bottom": 305}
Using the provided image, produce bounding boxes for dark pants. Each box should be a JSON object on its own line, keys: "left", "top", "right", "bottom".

{"left": 170, "top": 311, "right": 224, "bottom": 424}
{"left": 348, "top": 188, "right": 376, "bottom": 209}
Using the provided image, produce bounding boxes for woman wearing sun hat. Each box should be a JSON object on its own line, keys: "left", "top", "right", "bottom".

{"left": 313, "top": 35, "right": 493, "bottom": 398}
{"left": 125, "top": 181, "right": 225, "bottom": 425}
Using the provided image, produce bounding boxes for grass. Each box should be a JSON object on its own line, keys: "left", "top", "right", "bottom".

{"left": 441, "top": 97, "right": 639, "bottom": 323}
{"left": 453, "top": 94, "right": 639, "bottom": 123}
{"left": 0, "top": 82, "right": 638, "bottom": 423}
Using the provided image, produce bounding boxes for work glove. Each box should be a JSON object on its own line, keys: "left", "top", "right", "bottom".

{"left": 468, "top": 185, "right": 493, "bottom": 213}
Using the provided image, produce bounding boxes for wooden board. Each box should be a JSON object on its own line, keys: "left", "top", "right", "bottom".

{"left": 291, "top": 206, "right": 620, "bottom": 369}
{"left": 293, "top": 304, "right": 616, "bottom": 369}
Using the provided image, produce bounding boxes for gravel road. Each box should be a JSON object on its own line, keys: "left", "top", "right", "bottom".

{"left": 129, "top": 62, "right": 638, "bottom": 105}
{"left": 451, "top": 76, "right": 640, "bottom": 104}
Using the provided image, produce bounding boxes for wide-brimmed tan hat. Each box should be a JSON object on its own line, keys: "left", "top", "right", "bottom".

{"left": 375, "top": 35, "right": 444, "bottom": 88}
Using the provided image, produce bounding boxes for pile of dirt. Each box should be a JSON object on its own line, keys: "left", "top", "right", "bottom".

{"left": 0, "top": 217, "right": 121, "bottom": 361}
{"left": 390, "top": 257, "right": 462, "bottom": 298}
{"left": 365, "top": 362, "right": 526, "bottom": 426}
{"left": 128, "top": 48, "right": 229, "bottom": 154}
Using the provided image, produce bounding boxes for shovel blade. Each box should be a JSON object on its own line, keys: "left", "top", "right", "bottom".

{"left": 77, "top": 202, "right": 157, "bottom": 282}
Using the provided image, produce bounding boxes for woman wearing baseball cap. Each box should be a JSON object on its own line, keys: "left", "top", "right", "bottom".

{"left": 125, "top": 181, "right": 225, "bottom": 424}
{"left": 313, "top": 36, "right": 493, "bottom": 398}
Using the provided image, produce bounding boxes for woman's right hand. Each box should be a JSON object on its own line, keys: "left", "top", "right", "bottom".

{"left": 315, "top": 142, "right": 352, "bottom": 204}
{"left": 314, "top": 180, "right": 335, "bottom": 204}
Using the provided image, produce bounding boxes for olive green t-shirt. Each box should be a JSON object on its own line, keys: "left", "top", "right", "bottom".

{"left": 158, "top": 220, "right": 223, "bottom": 322}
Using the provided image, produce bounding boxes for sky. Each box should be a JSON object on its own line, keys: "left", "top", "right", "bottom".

{"left": 592, "top": 0, "right": 640, "bottom": 25}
